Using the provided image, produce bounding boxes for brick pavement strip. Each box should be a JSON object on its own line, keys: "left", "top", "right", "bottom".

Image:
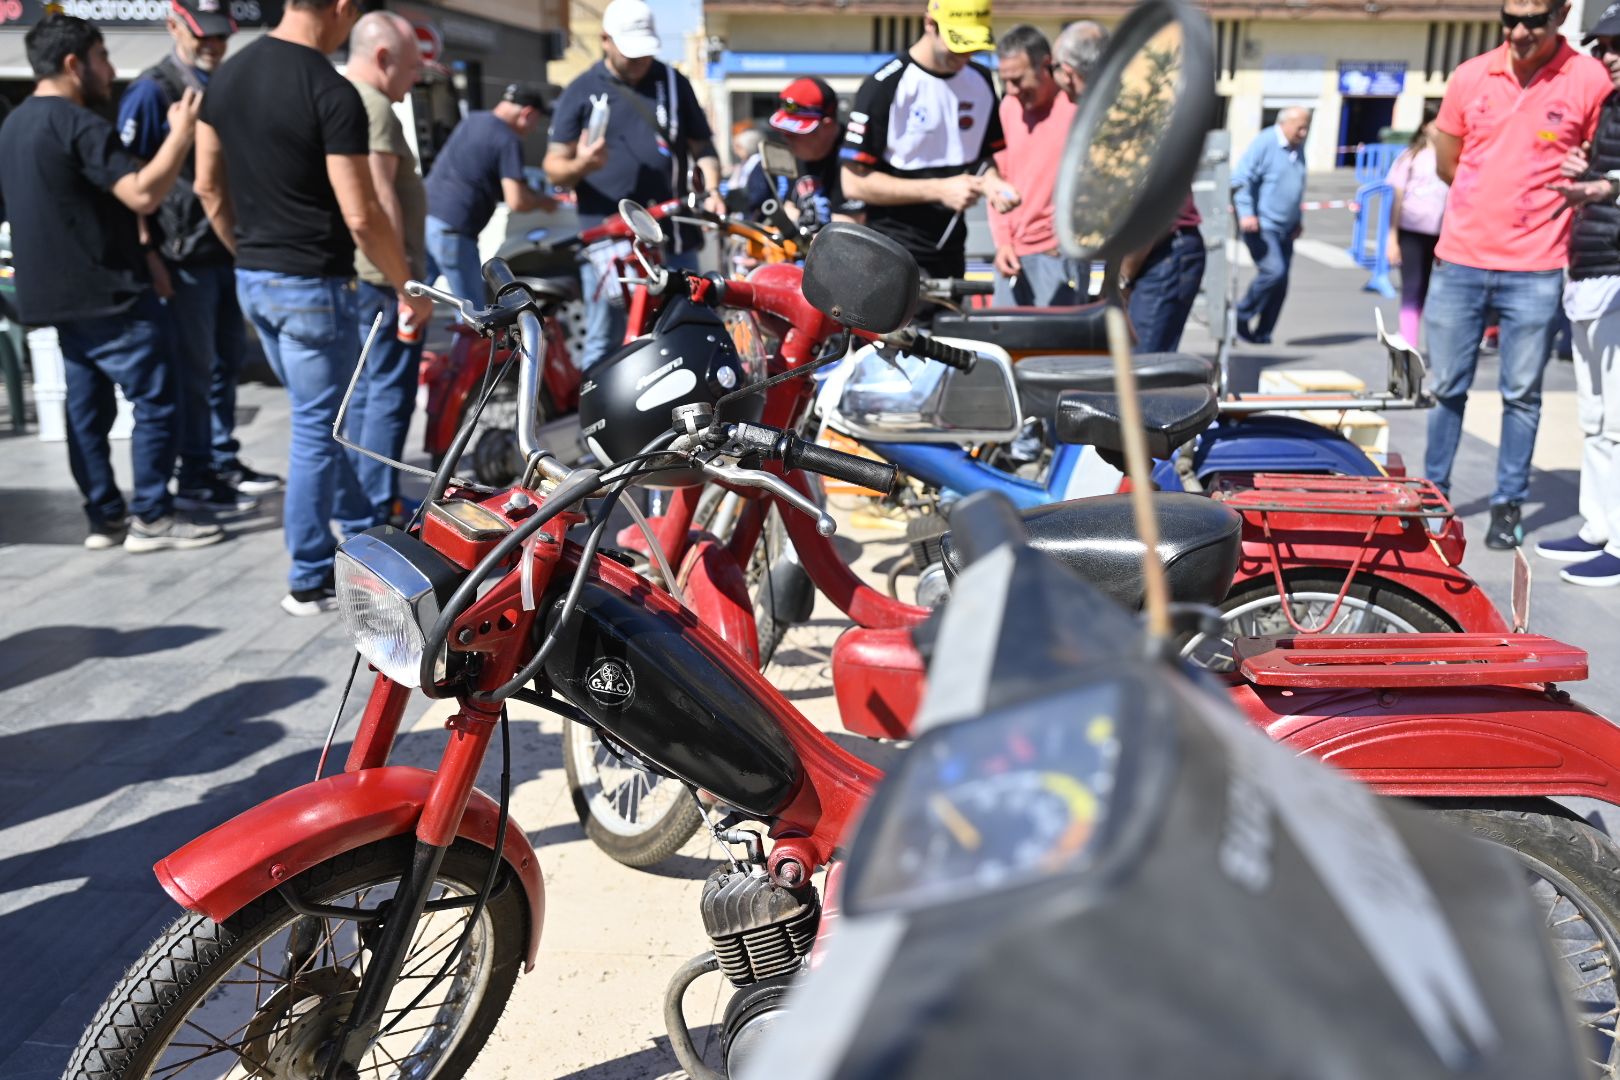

{"left": 2, "top": 206, "right": 1620, "bottom": 1075}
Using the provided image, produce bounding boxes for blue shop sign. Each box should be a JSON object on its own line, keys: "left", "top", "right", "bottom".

{"left": 1339, "top": 62, "right": 1406, "bottom": 97}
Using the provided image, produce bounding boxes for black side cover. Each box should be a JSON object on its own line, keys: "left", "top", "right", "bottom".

{"left": 542, "top": 580, "right": 803, "bottom": 817}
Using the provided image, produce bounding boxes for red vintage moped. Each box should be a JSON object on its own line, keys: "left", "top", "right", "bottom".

{"left": 66, "top": 247, "right": 1620, "bottom": 1080}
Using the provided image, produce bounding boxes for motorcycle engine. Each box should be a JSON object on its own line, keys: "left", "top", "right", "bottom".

{"left": 700, "top": 866, "right": 820, "bottom": 986}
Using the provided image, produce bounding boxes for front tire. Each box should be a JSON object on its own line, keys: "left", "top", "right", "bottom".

{"left": 1181, "top": 572, "right": 1455, "bottom": 671}
{"left": 1428, "top": 803, "right": 1620, "bottom": 1074}
{"left": 66, "top": 837, "right": 526, "bottom": 1080}
{"left": 563, "top": 721, "right": 704, "bottom": 868}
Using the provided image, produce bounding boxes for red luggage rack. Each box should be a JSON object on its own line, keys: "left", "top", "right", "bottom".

{"left": 1233, "top": 633, "right": 1588, "bottom": 689}
{"left": 1211, "top": 475, "right": 1468, "bottom": 635}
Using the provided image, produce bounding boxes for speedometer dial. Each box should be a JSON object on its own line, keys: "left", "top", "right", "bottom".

{"left": 849, "top": 690, "right": 1126, "bottom": 912}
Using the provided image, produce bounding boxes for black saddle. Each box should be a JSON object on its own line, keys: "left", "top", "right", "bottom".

{"left": 940, "top": 493, "right": 1242, "bottom": 610}
{"left": 1055, "top": 385, "right": 1218, "bottom": 459}
{"left": 1016, "top": 353, "right": 1214, "bottom": 428}
{"left": 932, "top": 301, "right": 1112, "bottom": 354}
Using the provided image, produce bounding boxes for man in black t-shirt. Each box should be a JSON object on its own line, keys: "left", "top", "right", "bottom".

{"left": 544, "top": 0, "right": 724, "bottom": 369}
{"left": 746, "top": 77, "right": 865, "bottom": 228}
{"left": 841, "top": 0, "right": 1018, "bottom": 278}
{"left": 0, "top": 14, "right": 222, "bottom": 553}
{"left": 194, "top": 0, "right": 430, "bottom": 617}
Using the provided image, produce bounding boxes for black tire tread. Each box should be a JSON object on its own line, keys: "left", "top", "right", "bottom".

{"left": 65, "top": 838, "right": 524, "bottom": 1080}
{"left": 563, "top": 721, "right": 705, "bottom": 869}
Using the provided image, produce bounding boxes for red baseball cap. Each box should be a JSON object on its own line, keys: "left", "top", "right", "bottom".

{"left": 770, "top": 77, "right": 836, "bottom": 136}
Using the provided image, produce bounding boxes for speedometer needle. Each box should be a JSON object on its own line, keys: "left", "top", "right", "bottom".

{"left": 929, "top": 794, "right": 981, "bottom": 851}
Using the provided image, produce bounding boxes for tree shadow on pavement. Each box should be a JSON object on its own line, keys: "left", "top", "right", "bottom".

{"left": 0, "top": 623, "right": 219, "bottom": 693}
{"left": 0, "top": 677, "right": 323, "bottom": 831}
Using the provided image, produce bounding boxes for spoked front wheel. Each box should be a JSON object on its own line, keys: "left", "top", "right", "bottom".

{"left": 563, "top": 720, "right": 703, "bottom": 868}
{"left": 1180, "top": 573, "right": 1454, "bottom": 671}
{"left": 67, "top": 837, "right": 526, "bottom": 1080}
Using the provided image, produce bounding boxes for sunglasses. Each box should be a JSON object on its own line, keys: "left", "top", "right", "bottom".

{"left": 1500, "top": 9, "right": 1556, "bottom": 30}
{"left": 777, "top": 100, "right": 827, "bottom": 118}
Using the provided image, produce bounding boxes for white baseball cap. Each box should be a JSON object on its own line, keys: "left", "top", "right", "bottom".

{"left": 602, "top": 0, "right": 661, "bottom": 60}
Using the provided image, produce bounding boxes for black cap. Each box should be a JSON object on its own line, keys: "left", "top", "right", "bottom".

{"left": 170, "top": 0, "right": 236, "bottom": 38}
{"left": 501, "top": 83, "right": 550, "bottom": 111}
{"left": 1587, "top": 0, "right": 1620, "bottom": 42}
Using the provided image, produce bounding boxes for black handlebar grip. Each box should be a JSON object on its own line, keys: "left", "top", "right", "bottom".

{"left": 481, "top": 257, "right": 520, "bottom": 298}
{"left": 916, "top": 334, "right": 978, "bottom": 372}
{"left": 782, "top": 436, "right": 898, "bottom": 495}
{"left": 953, "top": 279, "right": 995, "bottom": 298}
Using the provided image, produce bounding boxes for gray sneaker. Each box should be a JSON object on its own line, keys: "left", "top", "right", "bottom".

{"left": 124, "top": 512, "right": 226, "bottom": 553}
{"left": 84, "top": 516, "right": 129, "bottom": 550}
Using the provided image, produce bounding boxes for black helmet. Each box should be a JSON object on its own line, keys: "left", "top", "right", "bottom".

{"left": 578, "top": 296, "right": 761, "bottom": 488}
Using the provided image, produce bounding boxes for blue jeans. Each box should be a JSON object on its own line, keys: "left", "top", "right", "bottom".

{"left": 992, "top": 252, "right": 1079, "bottom": 307}
{"left": 236, "top": 271, "right": 372, "bottom": 590}
{"left": 352, "top": 280, "right": 424, "bottom": 518}
{"left": 55, "top": 290, "right": 177, "bottom": 525}
{"left": 1236, "top": 229, "right": 1294, "bottom": 339}
{"left": 1129, "top": 228, "right": 1207, "bottom": 353}
{"left": 167, "top": 260, "right": 246, "bottom": 484}
{"left": 578, "top": 241, "right": 700, "bottom": 371}
{"left": 1422, "top": 261, "right": 1564, "bottom": 506}
{"left": 425, "top": 215, "right": 483, "bottom": 309}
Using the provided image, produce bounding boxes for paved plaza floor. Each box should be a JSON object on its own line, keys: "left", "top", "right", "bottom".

{"left": 2, "top": 193, "right": 1619, "bottom": 1077}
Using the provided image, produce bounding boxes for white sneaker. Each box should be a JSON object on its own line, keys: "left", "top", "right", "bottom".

{"left": 123, "top": 513, "right": 225, "bottom": 553}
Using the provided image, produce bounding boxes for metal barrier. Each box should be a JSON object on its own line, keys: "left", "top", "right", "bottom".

{"left": 1348, "top": 181, "right": 1397, "bottom": 298}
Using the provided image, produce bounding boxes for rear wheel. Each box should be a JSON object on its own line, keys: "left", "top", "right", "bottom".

{"left": 1428, "top": 804, "right": 1620, "bottom": 1076}
{"left": 66, "top": 837, "right": 526, "bottom": 1080}
{"left": 1181, "top": 572, "right": 1454, "bottom": 671}
{"left": 563, "top": 720, "right": 704, "bottom": 868}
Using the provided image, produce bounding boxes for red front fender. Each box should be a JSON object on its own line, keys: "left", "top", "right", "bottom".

{"left": 1231, "top": 681, "right": 1620, "bottom": 804}
{"left": 155, "top": 766, "right": 545, "bottom": 969}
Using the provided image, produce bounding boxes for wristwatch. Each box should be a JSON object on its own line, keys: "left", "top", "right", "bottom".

{"left": 1606, "top": 170, "right": 1620, "bottom": 204}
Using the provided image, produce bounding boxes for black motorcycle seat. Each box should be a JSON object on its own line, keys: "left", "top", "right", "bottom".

{"left": 519, "top": 276, "right": 581, "bottom": 307}
{"left": 940, "top": 493, "right": 1242, "bottom": 610}
{"left": 931, "top": 301, "right": 1112, "bottom": 353}
{"left": 1016, "top": 353, "right": 1214, "bottom": 427}
{"left": 1055, "top": 385, "right": 1218, "bottom": 458}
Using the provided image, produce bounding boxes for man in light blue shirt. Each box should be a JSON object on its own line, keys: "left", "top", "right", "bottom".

{"left": 1231, "top": 107, "right": 1311, "bottom": 344}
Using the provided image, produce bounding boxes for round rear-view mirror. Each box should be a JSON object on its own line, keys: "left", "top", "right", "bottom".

{"left": 1055, "top": 0, "right": 1215, "bottom": 264}
{"left": 618, "top": 199, "right": 665, "bottom": 246}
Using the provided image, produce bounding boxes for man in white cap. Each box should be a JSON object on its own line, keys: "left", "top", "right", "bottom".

{"left": 545, "top": 0, "right": 724, "bottom": 369}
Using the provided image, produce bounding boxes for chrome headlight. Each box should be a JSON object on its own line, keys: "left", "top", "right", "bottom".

{"left": 335, "top": 528, "right": 460, "bottom": 688}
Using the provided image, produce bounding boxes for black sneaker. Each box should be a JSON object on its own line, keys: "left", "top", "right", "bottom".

{"left": 175, "top": 476, "right": 259, "bottom": 514}
{"left": 84, "top": 516, "right": 129, "bottom": 550}
{"left": 124, "top": 512, "right": 226, "bottom": 553}
{"left": 1484, "top": 502, "right": 1524, "bottom": 550}
{"left": 220, "top": 459, "right": 283, "bottom": 494}
{"left": 282, "top": 579, "right": 337, "bottom": 617}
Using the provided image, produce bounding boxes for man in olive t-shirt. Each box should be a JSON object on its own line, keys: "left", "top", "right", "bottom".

{"left": 347, "top": 11, "right": 425, "bottom": 525}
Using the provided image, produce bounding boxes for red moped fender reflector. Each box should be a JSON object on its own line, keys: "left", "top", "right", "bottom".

{"left": 1234, "top": 634, "right": 1587, "bottom": 689}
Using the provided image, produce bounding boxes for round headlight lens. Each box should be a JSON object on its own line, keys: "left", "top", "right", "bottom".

{"left": 336, "top": 551, "right": 428, "bottom": 687}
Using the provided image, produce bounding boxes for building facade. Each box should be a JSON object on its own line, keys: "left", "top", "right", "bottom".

{"left": 699, "top": 0, "right": 1559, "bottom": 172}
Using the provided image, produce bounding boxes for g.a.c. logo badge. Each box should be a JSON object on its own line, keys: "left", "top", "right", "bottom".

{"left": 587, "top": 658, "right": 636, "bottom": 707}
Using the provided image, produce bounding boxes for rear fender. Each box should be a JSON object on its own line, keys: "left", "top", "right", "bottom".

{"left": 155, "top": 766, "right": 545, "bottom": 969}
{"left": 1230, "top": 681, "right": 1620, "bottom": 806}
{"left": 1196, "top": 416, "right": 1381, "bottom": 481}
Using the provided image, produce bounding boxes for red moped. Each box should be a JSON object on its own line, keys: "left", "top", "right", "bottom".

{"left": 66, "top": 258, "right": 1620, "bottom": 1080}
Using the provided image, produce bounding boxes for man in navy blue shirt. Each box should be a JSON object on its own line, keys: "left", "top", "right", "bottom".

{"left": 544, "top": 0, "right": 724, "bottom": 369}
{"left": 422, "top": 83, "right": 557, "bottom": 308}
{"left": 118, "top": 0, "right": 282, "bottom": 515}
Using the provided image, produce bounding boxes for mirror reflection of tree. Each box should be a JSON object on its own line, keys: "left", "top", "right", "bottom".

{"left": 1070, "top": 27, "right": 1183, "bottom": 251}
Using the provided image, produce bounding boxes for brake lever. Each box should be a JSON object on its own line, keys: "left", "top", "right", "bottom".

{"left": 404, "top": 280, "right": 479, "bottom": 323}
{"left": 700, "top": 461, "right": 836, "bottom": 537}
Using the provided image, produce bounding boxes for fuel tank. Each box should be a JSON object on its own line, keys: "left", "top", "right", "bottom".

{"left": 542, "top": 580, "right": 804, "bottom": 817}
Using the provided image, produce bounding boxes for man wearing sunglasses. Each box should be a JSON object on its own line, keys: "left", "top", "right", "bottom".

{"left": 1423, "top": 0, "right": 1612, "bottom": 549}
{"left": 1537, "top": 9, "right": 1620, "bottom": 585}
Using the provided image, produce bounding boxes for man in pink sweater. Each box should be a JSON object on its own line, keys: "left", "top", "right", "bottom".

{"left": 989, "top": 24, "right": 1078, "bottom": 307}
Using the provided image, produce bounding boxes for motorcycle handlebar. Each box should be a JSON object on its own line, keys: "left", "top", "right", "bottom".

{"left": 907, "top": 332, "right": 978, "bottom": 372}
{"left": 482, "top": 257, "right": 520, "bottom": 299}
{"left": 921, "top": 277, "right": 995, "bottom": 301}
{"left": 780, "top": 433, "right": 898, "bottom": 495}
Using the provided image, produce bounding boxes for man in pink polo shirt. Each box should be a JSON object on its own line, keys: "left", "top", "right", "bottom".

{"left": 1424, "top": 0, "right": 1611, "bottom": 549}
{"left": 989, "top": 24, "right": 1077, "bottom": 306}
